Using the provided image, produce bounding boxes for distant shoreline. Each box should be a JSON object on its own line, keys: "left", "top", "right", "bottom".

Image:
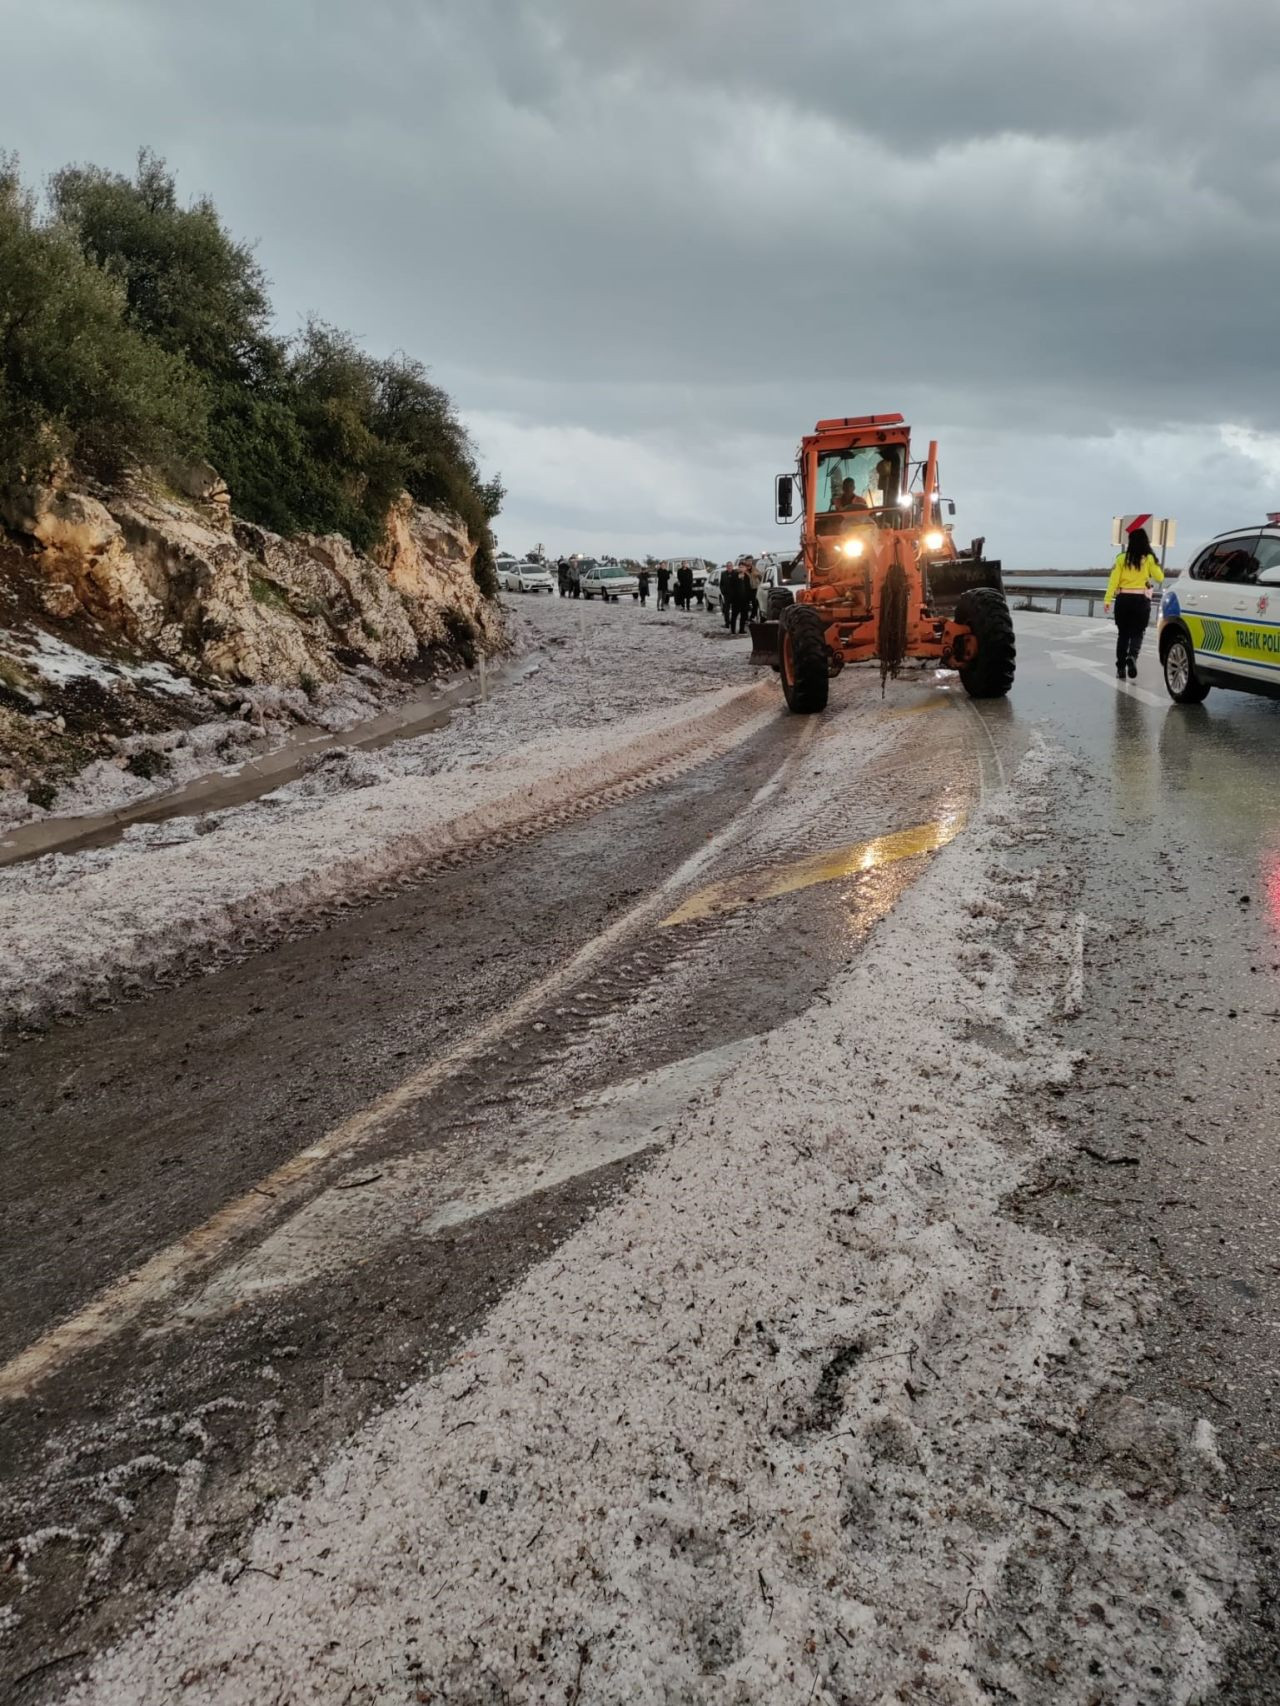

{"left": 1013, "top": 567, "right": 1179, "bottom": 578}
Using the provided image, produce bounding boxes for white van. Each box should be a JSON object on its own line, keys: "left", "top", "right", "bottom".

{"left": 659, "top": 559, "right": 708, "bottom": 605}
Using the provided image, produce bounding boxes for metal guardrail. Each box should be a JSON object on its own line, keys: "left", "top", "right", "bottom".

{"left": 1005, "top": 583, "right": 1108, "bottom": 618}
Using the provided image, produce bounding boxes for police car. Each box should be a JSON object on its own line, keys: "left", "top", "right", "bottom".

{"left": 1159, "top": 518, "right": 1280, "bottom": 703}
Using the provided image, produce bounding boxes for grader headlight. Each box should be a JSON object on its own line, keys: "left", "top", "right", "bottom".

{"left": 922, "top": 529, "right": 945, "bottom": 552}
{"left": 841, "top": 538, "right": 865, "bottom": 558}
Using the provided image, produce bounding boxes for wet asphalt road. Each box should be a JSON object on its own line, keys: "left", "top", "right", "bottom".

{"left": 4, "top": 607, "right": 1280, "bottom": 1697}
{"left": 0, "top": 644, "right": 990, "bottom": 1697}
{"left": 1009, "top": 609, "right": 1280, "bottom": 1698}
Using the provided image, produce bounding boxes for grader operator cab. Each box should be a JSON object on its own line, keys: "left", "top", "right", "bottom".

{"left": 750, "top": 413, "right": 1015, "bottom": 711}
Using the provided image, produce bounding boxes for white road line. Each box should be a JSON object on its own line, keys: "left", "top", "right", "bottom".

{"left": 0, "top": 710, "right": 805, "bottom": 1404}
{"left": 1047, "top": 650, "right": 1165, "bottom": 707}
{"left": 1061, "top": 911, "right": 1087, "bottom": 1019}
{"left": 163, "top": 1041, "right": 754, "bottom": 1325}
{"left": 1015, "top": 617, "right": 1112, "bottom": 645}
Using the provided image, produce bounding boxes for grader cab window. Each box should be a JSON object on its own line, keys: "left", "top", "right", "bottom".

{"left": 818, "top": 447, "right": 903, "bottom": 514}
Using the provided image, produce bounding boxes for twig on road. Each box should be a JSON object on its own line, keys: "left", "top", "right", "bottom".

{"left": 758, "top": 1568, "right": 775, "bottom": 1621}
{"left": 1080, "top": 1145, "right": 1140, "bottom": 1166}
{"left": 568, "top": 1640, "right": 591, "bottom": 1705}
{"left": 13, "top": 1650, "right": 90, "bottom": 1689}
{"left": 1183, "top": 1380, "right": 1231, "bottom": 1410}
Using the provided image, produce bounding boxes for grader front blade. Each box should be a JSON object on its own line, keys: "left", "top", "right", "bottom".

{"left": 748, "top": 619, "right": 780, "bottom": 667}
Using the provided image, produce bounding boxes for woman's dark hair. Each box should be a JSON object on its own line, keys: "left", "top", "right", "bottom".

{"left": 1126, "top": 527, "right": 1152, "bottom": 567}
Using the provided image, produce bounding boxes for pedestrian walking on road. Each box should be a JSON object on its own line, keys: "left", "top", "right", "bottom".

{"left": 720, "top": 563, "right": 739, "bottom": 628}
{"left": 745, "top": 558, "right": 761, "bottom": 620}
{"left": 656, "top": 565, "right": 671, "bottom": 609}
{"left": 637, "top": 567, "right": 651, "bottom": 606}
{"left": 557, "top": 559, "right": 571, "bottom": 597}
{"left": 729, "top": 560, "right": 754, "bottom": 635}
{"left": 677, "top": 564, "right": 694, "bottom": 611}
{"left": 1104, "top": 522, "right": 1164, "bottom": 680}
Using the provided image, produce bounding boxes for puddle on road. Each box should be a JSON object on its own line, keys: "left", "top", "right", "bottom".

{"left": 0, "top": 653, "right": 544, "bottom": 867}
{"left": 659, "top": 809, "right": 967, "bottom": 927}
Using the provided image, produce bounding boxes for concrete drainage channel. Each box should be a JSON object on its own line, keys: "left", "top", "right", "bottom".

{"left": 0, "top": 653, "right": 544, "bottom": 869}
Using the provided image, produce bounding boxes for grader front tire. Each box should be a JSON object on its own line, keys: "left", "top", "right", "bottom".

{"left": 955, "top": 587, "right": 1016, "bottom": 700}
{"left": 779, "top": 604, "right": 830, "bottom": 714}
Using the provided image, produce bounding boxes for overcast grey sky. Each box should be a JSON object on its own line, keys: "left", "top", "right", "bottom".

{"left": 6, "top": 0, "right": 1280, "bottom": 566}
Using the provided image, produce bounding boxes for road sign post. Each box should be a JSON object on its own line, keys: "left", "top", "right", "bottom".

{"left": 1112, "top": 515, "right": 1177, "bottom": 569}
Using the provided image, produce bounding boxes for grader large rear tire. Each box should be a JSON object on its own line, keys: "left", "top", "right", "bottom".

{"left": 779, "top": 603, "right": 829, "bottom": 713}
{"left": 955, "top": 587, "right": 1016, "bottom": 699}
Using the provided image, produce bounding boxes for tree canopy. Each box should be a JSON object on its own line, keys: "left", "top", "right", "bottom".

{"left": 1, "top": 152, "right": 501, "bottom": 588}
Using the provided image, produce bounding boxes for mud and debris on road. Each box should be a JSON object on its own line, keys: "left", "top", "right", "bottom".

{"left": 1, "top": 598, "right": 1276, "bottom": 1703}
{"left": 0, "top": 596, "right": 761, "bottom": 1032}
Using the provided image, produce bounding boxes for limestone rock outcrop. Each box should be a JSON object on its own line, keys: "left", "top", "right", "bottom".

{"left": 0, "top": 473, "right": 503, "bottom": 688}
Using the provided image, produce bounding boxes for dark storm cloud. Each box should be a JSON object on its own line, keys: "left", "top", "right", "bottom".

{"left": 5, "top": 0, "right": 1280, "bottom": 562}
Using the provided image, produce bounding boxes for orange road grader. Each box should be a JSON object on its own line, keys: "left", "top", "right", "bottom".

{"left": 750, "top": 413, "right": 1016, "bottom": 711}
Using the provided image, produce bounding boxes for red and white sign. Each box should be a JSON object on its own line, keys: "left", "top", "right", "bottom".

{"left": 1110, "top": 514, "right": 1177, "bottom": 548}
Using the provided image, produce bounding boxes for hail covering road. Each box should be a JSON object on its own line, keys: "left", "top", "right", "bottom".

{"left": 1, "top": 592, "right": 1277, "bottom": 1702}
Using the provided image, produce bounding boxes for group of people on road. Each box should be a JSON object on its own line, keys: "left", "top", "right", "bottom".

{"left": 718, "top": 557, "right": 760, "bottom": 635}
{"left": 553, "top": 557, "right": 699, "bottom": 610}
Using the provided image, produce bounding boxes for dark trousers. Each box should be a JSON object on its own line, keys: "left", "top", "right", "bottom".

{"left": 731, "top": 600, "right": 750, "bottom": 634}
{"left": 1114, "top": 593, "right": 1150, "bottom": 668}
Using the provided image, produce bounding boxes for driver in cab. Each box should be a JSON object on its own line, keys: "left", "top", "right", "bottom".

{"left": 832, "top": 477, "right": 869, "bottom": 513}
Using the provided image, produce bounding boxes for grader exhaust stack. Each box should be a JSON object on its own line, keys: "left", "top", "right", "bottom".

{"left": 750, "top": 414, "right": 1015, "bottom": 708}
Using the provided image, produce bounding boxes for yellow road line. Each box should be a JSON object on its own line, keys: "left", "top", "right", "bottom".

{"left": 0, "top": 706, "right": 794, "bottom": 1405}
{"left": 660, "top": 811, "right": 966, "bottom": 927}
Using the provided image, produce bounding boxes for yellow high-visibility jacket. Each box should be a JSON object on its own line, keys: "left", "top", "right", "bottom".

{"left": 1105, "top": 551, "right": 1164, "bottom": 604}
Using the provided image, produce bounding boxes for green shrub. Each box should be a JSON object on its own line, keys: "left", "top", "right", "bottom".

{"left": 249, "top": 574, "right": 289, "bottom": 610}
{"left": 50, "top": 150, "right": 275, "bottom": 388}
{"left": 0, "top": 158, "right": 205, "bottom": 485}
{"left": 372, "top": 351, "right": 503, "bottom": 593}
{"left": 125, "top": 747, "right": 169, "bottom": 779}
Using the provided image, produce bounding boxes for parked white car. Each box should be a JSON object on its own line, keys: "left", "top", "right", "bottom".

{"left": 581, "top": 563, "right": 640, "bottom": 601}
{"left": 705, "top": 557, "right": 805, "bottom": 619}
{"left": 495, "top": 555, "right": 520, "bottom": 589}
{"left": 704, "top": 565, "right": 727, "bottom": 616}
{"left": 511, "top": 561, "right": 553, "bottom": 593}
{"left": 758, "top": 555, "right": 808, "bottom": 615}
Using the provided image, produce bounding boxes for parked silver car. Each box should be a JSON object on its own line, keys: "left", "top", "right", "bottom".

{"left": 581, "top": 563, "right": 640, "bottom": 601}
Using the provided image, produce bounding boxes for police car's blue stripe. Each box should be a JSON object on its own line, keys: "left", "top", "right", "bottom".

{"left": 1196, "top": 609, "right": 1280, "bottom": 626}
{"left": 1201, "top": 654, "right": 1280, "bottom": 675}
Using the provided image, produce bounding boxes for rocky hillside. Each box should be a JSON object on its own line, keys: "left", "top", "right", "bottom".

{"left": 0, "top": 468, "right": 505, "bottom": 825}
